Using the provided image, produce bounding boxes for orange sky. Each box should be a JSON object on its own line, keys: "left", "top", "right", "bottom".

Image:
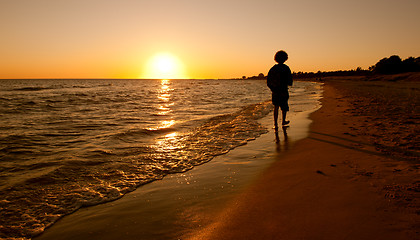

{"left": 1, "top": 0, "right": 420, "bottom": 79}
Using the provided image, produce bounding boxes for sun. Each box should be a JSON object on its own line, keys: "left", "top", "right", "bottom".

{"left": 142, "top": 52, "right": 187, "bottom": 79}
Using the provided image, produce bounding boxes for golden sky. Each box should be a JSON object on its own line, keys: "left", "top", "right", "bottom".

{"left": 1, "top": 0, "right": 420, "bottom": 79}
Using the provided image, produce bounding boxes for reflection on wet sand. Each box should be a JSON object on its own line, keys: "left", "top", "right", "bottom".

{"left": 275, "top": 126, "right": 289, "bottom": 152}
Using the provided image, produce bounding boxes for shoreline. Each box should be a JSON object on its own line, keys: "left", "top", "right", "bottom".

{"left": 35, "top": 96, "right": 321, "bottom": 240}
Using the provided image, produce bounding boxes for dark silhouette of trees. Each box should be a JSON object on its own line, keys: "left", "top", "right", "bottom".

{"left": 237, "top": 55, "right": 419, "bottom": 80}
{"left": 292, "top": 55, "right": 420, "bottom": 79}
{"left": 372, "top": 55, "right": 420, "bottom": 74}
{"left": 373, "top": 55, "right": 402, "bottom": 74}
{"left": 292, "top": 68, "right": 369, "bottom": 79}
{"left": 402, "top": 57, "right": 420, "bottom": 72}
{"left": 244, "top": 73, "right": 266, "bottom": 80}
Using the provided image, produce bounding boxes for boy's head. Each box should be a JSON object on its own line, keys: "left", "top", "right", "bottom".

{"left": 274, "top": 50, "right": 288, "bottom": 63}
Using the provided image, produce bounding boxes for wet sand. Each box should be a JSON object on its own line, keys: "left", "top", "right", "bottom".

{"left": 36, "top": 74, "right": 419, "bottom": 240}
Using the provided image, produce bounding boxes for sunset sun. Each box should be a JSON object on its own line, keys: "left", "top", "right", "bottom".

{"left": 142, "top": 53, "right": 187, "bottom": 79}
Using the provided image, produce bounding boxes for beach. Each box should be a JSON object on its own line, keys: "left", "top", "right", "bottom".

{"left": 33, "top": 74, "right": 419, "bottom": 239}
{"left": 187, "top": 74, "right": 420, "bottom": 239}
{"left": 3, "top": 1, "right": 420, "bottom": 239}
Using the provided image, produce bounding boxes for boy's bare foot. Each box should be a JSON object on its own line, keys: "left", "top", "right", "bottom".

{"left": 282, "top": 120, "right": 290, "bottom": 126}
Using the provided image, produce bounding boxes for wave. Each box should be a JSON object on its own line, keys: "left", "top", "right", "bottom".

{"left": 7, "top": 84, "right": 105, "bottom": 93}
{"left": 10, "top": 87, "right": 56, "bottom": 92}
{"left": 112, "top": 127, "right": 178, "bottom": 140}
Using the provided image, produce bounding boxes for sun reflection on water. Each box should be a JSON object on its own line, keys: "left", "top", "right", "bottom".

{"left": 157, "top": 79, "right": 173, "bottom": 115}
{"left": 148, "top": 79, "right": 177, "bottom": 131}
{"left": 149, "top": 80, "right": 188, "bottom": 159}
{"left": 154, "top": 131, "right": 188, "bottom": 166}
{"left": 156, "top": 132, "right": 179, "bottom": 149}
{"left": 160, "top": 120, "right": 175, "bottom": 129}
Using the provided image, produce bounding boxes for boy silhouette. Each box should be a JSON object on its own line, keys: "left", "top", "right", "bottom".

{"left": 267, "top": 50, "right": 293, "bottom": 129}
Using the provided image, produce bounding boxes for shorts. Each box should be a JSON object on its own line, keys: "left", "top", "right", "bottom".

{"left": 272, "top": 91, "right": 289, "bottom": 112}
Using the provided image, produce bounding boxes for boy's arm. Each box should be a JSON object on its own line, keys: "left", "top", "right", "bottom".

{"left": 287, "top": 66, "right": 293, "bottom": 86}
{"left": 267, "top": 68, "right": 275, "bottom": 91}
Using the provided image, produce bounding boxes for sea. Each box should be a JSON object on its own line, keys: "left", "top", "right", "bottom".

{"left": 0, "top": 79, "right": 321, "bottom": 239}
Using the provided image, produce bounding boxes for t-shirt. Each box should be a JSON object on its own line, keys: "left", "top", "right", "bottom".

{"left": 267, "top": 64, "right": 293, "bottom": 92}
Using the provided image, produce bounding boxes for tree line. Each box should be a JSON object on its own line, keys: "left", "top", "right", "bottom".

{"left": 370, "top": 55, "right": 420, "bottom": 74}
{"left": 241, "top": 55, "right": 420, "bottom": 80}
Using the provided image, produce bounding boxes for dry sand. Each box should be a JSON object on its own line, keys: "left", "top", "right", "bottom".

{"left": 187, "top": 74, "right": 419, "bottom": 240}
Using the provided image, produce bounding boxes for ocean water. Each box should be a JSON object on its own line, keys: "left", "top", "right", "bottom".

{"left": 0, "top": 79, "right": 321, "bottom": 239}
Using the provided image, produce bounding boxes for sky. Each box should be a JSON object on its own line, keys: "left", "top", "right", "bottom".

{"left": 1, "top": 0, "right": 420, "bottom": 79}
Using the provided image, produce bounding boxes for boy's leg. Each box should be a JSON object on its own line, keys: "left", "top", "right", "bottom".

{"left": 274, "top": 105, "right": 280, "bottom": 128}
{"left": 282, "top": 110, "right": 289, "bottom": 125}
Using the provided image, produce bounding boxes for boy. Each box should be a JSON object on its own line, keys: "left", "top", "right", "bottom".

{"left": 267, "top": 50, "right": 293, "bottom": 129}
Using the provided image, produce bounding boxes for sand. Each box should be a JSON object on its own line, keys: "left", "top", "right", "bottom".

{"left": 36, "top": 74, "right": 419, "bottom": 240}
{"left": 186, "top": 74, "right": 420, "bottom": 240}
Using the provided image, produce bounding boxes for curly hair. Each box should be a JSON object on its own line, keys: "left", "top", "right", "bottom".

{"left": 274, "top": 50, "right": 288, "bottom": 63}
